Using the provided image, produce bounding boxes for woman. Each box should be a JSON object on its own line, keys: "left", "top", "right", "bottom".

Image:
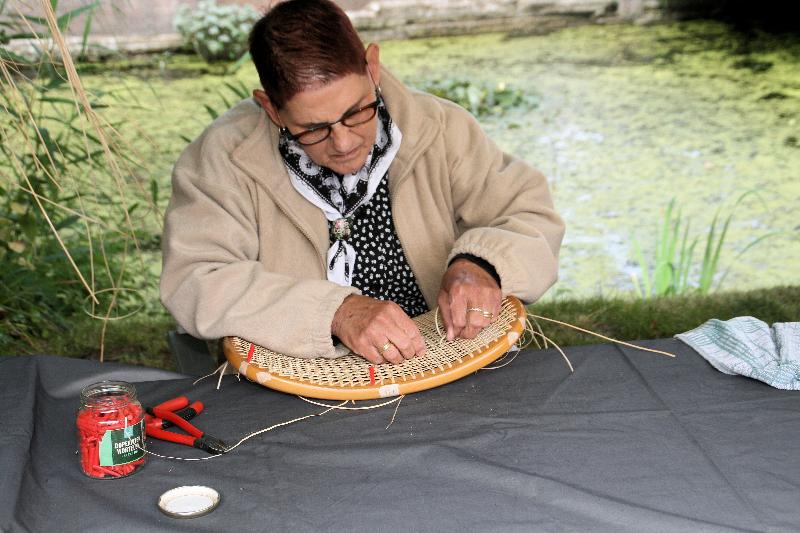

{"left": 160, "top": 0, "right": 564, "bottom": 365}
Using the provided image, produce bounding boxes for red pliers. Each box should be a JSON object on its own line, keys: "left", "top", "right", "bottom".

{"left": 144, "top": 396, "right": 227, "bottom": 454}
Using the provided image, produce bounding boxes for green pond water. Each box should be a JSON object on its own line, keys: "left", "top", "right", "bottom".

{"left": 88, "top": 20, "right": 800, "bottom": 299}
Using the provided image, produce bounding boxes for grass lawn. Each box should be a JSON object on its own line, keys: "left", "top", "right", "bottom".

{"left": 8, "top": 285, "right": 798, "bottom": 371}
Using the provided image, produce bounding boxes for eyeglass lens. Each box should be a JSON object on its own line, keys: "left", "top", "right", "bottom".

{"left": 295, "top": 101, "right": 378, "bottom": 146}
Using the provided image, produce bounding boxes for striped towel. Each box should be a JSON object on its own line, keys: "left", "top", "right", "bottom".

{"left": 676, "top": 317, "right": 800, "bottom": 390}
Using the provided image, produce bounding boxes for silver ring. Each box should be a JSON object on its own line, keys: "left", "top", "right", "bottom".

{"left": 467, "top": 307, "right": 494, "bottom": 319}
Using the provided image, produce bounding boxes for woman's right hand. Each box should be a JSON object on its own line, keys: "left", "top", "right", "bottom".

{"left": 331, "top": 294, "right": 427, "bottom": 364}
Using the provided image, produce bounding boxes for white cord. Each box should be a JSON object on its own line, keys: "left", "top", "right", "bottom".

{"left": 137, "top": 400, "right": 346, "bottom": 461}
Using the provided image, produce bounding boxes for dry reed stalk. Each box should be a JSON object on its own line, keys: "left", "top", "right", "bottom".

{"left": 1, "top": 2, "right": 162, "bottom": 358}
{"left": 39, "top": 0, "right": 139, "bottom": 247}
{"left": 0, "top": 56, "right": 100, "bottom": 305}
{"left": 40, "top": 0, "right": 161, "bottom": 306}
{"left": 11, "top": 182, "right": 125, "bottom": 233}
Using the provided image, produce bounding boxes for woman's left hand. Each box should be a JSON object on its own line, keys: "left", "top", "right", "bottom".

{"left": 437, "top": 258, "right": 502, "bottom": 341}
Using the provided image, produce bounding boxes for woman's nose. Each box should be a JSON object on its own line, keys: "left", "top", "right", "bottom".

{"left": 329, "top": 123, "right": 356, "bottom": 152}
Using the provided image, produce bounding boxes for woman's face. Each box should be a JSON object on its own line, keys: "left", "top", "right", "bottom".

{"left": 279, "top": 73, "right": 378, "bottom": 175}
{"left": 254, "top": 43, "right": 383, "bottom": 176}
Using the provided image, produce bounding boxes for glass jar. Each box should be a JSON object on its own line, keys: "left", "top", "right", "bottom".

{"left": 76, "top": 381, "right": 145, "bottom": 478}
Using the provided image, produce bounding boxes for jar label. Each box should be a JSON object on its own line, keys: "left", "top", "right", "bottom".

{"left": 99, "top": 420, "right": 145, "bottom": 466}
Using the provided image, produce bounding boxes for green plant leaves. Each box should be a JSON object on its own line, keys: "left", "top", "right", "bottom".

{"left": 200, "top": 79, "right": 253, "bottom": 121}
{"left": 173, "top": 0, "right": 259, "bottom": 63}
{"left": 411, "top": 77, "right": 538, "bottom": 118}
{"left": 631, "top": 192, "right": 778, "bottom": 298}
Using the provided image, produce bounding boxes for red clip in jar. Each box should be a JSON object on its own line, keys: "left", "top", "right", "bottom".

{"left": 76, "top": 381, "right": 146, "bottom": 478}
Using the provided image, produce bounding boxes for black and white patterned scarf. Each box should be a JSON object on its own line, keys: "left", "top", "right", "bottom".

{"left": 279, "top": 97, "right": 401, "bottom": 286}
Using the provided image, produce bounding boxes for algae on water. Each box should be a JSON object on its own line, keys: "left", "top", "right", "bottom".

{"left": 84, "top": 21, "right": 800, "bottom": 298}
{"left": 381, "top": 21, "right": 800, "bottom": 298}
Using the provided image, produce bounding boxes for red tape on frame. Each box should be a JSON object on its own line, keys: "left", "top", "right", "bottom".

{"left": 246, "top": 343, "right": 255, "bottom": 363}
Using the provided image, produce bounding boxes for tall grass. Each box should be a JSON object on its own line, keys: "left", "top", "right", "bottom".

{"left": 630, "top": 192, "right": 778, "bottom": 298}
{"left": 0, "top": 0, "right": 161, "bottom": 357}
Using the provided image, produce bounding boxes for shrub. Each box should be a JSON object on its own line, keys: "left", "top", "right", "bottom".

{"left": 174, "top": 0, "right": 260, "bottom": 63}
{"left": 411, "top": 78, "right": 538, "bottom": 117}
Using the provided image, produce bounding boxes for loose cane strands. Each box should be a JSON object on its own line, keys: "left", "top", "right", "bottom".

{"left": 190, "top": 362, "right": 240, "bottom": 391}
{"left": 482, "top": 308, "right": 677, "bottom": 372}
{"left": 297, "top": 395, "right": 407, "bottom": 429}
{"left": 298, "top": 396, "right": 406, "bottom": 411}
{"left": 480, "top": 346, "right": 521, "bottom": 370}
{"left": 525, "top": 315, "right": 575, "bottom": 372}
{"left": 207, "top": 397, "right": 404, "bottom": 451}
{"left": 224, "top": 297, "right": 527, "bottom": 400}
{"left": 530, "top": 329, "right": 574, "bottom": 373}
{"left": 528, "top": 313, "right": 676, "bottom": 359}
{"left": 528, "top": 316, "right": 549, "bottom": 350}
{"left": 481, "top": 314, "right": 575, "bottom": 372}
{"left": 385, "top": 395, "right": 404, "bottom": 429}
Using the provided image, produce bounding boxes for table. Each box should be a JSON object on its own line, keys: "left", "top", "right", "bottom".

{"left": 2, "top": 339, "right": 799, "bottom": 532}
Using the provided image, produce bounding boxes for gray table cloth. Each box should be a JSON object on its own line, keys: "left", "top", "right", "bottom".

{"left": 2, "top": 339, "right": 799, "bottom": 532}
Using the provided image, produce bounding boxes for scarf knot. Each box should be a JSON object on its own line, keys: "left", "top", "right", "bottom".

{"left": 279, "top": 96, "right": 402, "bottom": 286}
{"left": 331, "top": 217, "right": 353, "bottom": 241}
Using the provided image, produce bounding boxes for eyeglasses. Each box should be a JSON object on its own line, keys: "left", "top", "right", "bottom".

{"left": 284, "top": 90, "right": 380, "bottom": 146}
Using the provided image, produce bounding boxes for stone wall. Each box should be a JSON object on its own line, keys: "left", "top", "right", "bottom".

{"left": 350, "top": 0, "right": 662, "bottom": 41}
{"left": 6, "top": 0, "right": 662, "bottom": 57}
{"left": 19, "top": 1, "right": 373, "bottom": 38}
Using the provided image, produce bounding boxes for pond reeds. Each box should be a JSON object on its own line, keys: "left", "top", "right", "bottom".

{"left": 0, "top": 0, "right": 160, "bottom": 358}
{"left": 630, "top": 192, "right": 780, "bottom": 298}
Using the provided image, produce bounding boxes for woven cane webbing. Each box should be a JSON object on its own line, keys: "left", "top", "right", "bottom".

{"left": 224, "top": 296, "right": 526, "bottom": 399}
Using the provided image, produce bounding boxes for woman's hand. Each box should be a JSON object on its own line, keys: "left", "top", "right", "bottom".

{"left": 331, "top": 294, "right": 427, "bottom": 365}
{"left": 437, "top": 259, "right": 502, "bottom": 341}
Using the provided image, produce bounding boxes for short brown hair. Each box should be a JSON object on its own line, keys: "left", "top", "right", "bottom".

{"left": 249, "top": 0, "right": 367, "bottom": 108}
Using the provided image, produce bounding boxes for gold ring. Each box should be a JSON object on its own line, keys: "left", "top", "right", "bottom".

{"left": 467, "top": 307, "right": 494, "bottom": 319}
{"left": 380, "top": 341, "right": 393, "bottom": 353}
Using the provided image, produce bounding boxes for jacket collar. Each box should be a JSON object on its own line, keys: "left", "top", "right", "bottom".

{"left": 231, "top": 114, "right": 329, "bottom": 258}
{"left": 378, "top": 68, "right": 440, "bottom": 192}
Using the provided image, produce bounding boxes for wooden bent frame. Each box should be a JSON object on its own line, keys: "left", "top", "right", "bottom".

{"left": 223, "top": 296, "right": 527, "bottom": 400}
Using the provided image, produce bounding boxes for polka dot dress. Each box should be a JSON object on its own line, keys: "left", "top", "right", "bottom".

{"left": 279, "top": 98, "right": 428, "bottom": 317}
{"left": 330, "top": 175, "right": 429, "bottom": 317}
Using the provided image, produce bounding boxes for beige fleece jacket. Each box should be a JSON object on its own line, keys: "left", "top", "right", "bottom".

{"left": 160, "top": 68, "right": 565, "bottom": 358}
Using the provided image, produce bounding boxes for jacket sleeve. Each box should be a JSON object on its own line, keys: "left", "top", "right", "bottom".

{"left": 443, "top": 103, "right": 565, "bottom": 303}
{"left": 159, "top": 147, "right": 359, "bottom": 359}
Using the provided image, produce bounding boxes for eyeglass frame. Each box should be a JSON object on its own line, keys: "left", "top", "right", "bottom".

{"left": 282, "top": 88, "right": 382, "bottom": 146}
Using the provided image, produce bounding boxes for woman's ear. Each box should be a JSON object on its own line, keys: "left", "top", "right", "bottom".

{"left": 365, "top": 43, "right": 381, "bottom": 87}
{"left": 253, "top": 89, "right": 283, "bottom": 128}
